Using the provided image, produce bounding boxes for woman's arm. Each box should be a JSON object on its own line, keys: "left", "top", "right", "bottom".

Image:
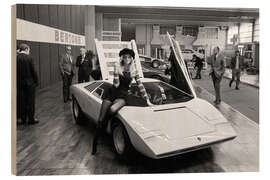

{"left": 113, "top": 62, "right": 120, "bottom": 88}
{"left": 132, "top": 68, "right": 153, "bottom": 106}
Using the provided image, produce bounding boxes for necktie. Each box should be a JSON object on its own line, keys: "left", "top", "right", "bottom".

{"left": 68, "top": 55, "right": 72, "bottom": 63}
{"left": 81, "top": 55, "right": 85, "bottom": 64}
{"left": 236, "top": 56, "right": 239, "bottom": 69}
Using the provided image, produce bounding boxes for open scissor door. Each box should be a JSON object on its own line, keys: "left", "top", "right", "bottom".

{"left": 167, "top": 32, "right": 197, "bottom": 98}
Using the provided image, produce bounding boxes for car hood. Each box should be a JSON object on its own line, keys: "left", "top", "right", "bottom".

{"left": 117, "top": 98, "right": 236, "bottom": 158}
{"left": 119, "top": 98, "right": 220, "bottom": 139}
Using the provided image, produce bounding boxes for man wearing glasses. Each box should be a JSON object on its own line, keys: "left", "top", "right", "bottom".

{"left": 59, "top": 46, "right": 75, "bottom": 103}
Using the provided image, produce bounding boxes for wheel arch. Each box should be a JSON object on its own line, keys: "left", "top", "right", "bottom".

{"left": 109, "top": 115, "right": 155, "bottom": 158}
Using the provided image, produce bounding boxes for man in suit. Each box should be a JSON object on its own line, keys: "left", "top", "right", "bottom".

{"left": 209, "top": 46, "right": 225, "bottom": 104}
{"left": 59, "top": 46, "right": 75, "bottom": 103}
{"left": 193, "top": 54, "right": 204, "bottom": 79}
{"left": 229, "top": 50, "right": 244, "bottom": 90}
{"left": 17, "top": 43, "right": 39, "bottom": 125}
{"left": 76, "top": 48, "right": 93, "bottom": 83}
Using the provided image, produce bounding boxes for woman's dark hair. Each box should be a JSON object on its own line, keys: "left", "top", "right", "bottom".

{"left": 119, "top": 48, "right": 135, "bottom": 59}
{"left": 119, "top": 48, "right": 135, "bottom": 66}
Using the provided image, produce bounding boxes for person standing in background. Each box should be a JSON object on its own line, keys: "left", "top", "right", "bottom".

{"left": 17, "top": 43, "right": 39, "bottom": 125}
{"left": 76, "top": 48, "right": 93, "bottom": 83}
{"left": 229, "top": 50, "right": 244, "bottom": 90}
{"left": 59, "top": 46, "right": 75, "bottom": 103}
{"left": 193, "top": 54, "right": 203, "bottom": 79}
{"left": 209, "top": 46, "right": 225, "bottom": 104}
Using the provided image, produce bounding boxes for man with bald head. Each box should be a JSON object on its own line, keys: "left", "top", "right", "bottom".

{"left": 76, "top": 48, "right": 93, "bottom": 83}
{"left": 209, "top": 46, "right": 225, "bottom": 104}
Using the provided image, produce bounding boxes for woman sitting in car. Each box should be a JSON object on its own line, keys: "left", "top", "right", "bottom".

{"left": 92, "top": 48, "right": 152, "bottom": 155}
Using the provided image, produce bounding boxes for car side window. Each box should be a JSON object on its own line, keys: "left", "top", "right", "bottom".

{"left": 84, "top": 81, "right": 103, "bottom": 93}
{"left": 93, "top": 87, "right": 104, "bottom": 99}
{"left": 92, "top": 82, "right": 112, "bottom": 99}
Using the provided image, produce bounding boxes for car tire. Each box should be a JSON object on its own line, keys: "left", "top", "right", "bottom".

{"left": 72, "top": 97, "right": 86, "bottom": 125}
{"left": 112, "top": 121, "right": 134, "bottom": 159}
{"left": 152, "top": 60, "right": 159, "bottom": 68}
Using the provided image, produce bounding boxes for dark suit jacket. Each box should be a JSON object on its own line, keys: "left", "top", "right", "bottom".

{"left": 230, "top": 56, "right": 244, "bottom": 70}
{"left": 209, "top": 53, "right": 225, "bottom": 78}
{"left": 59, "top": 53, "right": 75, "bottom": 76}
{"left": 17, "top": 53, "right": 38, "bottom": 87}
{"left": 76, "top": 55, "right": 92, "bottom": 76}
{"left": 194, "top": 56, "right": 203, "bottom": 68}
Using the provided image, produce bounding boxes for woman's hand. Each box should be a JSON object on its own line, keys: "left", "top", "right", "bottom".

{"left": 146, "top": 98, "right": 153, "bottom": 106}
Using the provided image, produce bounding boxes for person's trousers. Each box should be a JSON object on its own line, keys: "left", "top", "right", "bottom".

{"left": 211, "top": 72, "right": 222, "bottom": 102}
{"left": 195, "top": 67, "right": 202, "bottom": 79}
{"left": 62, "top": 73, "right": 73, "bottom": 102}
{"left": 231, "top": 69, "right": 241, "bottom": 88}
{"left": 17, "top": 84, "right": 36, "bottom": 123}
{"left": 78, "top": 74, "right": 90, "bottom": 83}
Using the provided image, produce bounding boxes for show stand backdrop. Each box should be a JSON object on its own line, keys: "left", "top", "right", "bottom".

{"left": 16, "top": 4, "right": 85, "bottom": 89}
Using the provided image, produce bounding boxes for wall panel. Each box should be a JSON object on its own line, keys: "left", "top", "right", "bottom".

{"left": 75, "top": 6, "right": 81, "bottom": 35}
{"left": 49, "top": 5, "right": 58, "bottom": 29}
{"left": 65, "top": 5, "right": 71, "bottom": 32}
{"left": 16, "top": 4, "right": 24, "bottom": 19}
{"left": 39, "top": 43, "right": 51, "bottom": 88}
{"left": 71, "top": 6, "right": 77, "bottom": 34}
{"left": 24, "top": 4, "right": 39, "bottom": 24}
{"left": 58, "top": 5, "right": 66, "bottom": 31}
{"left": 38, "top": 5, "right": 50, "bottom": 26}
{"left": 49, "top": 44, "right": 60, "bottom": 84}
{"left": 80, "top": 5, "right": 85, "bottom": 35}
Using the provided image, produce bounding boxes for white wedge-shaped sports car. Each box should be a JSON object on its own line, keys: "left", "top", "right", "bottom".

{"left": 70, "top": 37, "right": 236, "bottom": 159}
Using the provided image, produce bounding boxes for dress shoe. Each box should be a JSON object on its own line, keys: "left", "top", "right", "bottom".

{"left": 235, "top": 87, "right": 239, "bottom": 90}
{"left": 91, "top": 141, "right": 97, "bottom": 155}
{"left": 28, "top": 119, "right": 39, "bottom": 125}
{"left": 214, "top": 100, "right": 221, "bottom": 104}
{"left": 229, "top": 81, "right": 232, "bottom": 88}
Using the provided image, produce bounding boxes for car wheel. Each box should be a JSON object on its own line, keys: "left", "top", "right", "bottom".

{"left": 72, "top": 97, "right": 86, "bottom": 125}
{"left": 112, "top": 121, "right": 134, "bottom": 159}
{"left": 152, "top": 60, "right": 159, "bottom": 68}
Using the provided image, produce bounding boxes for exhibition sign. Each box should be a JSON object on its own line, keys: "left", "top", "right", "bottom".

{"left": 16, "top": 18, "right": 85, "bottom": 46}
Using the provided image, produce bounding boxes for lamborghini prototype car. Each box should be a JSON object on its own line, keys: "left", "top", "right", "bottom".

{"left": 71, "top": 78, "right": 236, "bottom": 159}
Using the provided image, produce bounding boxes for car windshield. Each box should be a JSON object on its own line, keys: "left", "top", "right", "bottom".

{"left": 125, "top": 81, "right": 193, "bottom": 106}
